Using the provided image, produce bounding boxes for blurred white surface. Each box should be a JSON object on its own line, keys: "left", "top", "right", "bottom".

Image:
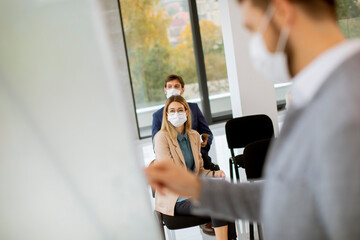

{"left": 0, "top": 0, "right": 160, "bottom": 239}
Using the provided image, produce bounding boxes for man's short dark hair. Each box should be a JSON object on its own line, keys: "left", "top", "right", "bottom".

{"left": 238, "top": 0, "right": 337, "bottom": 19}
{"left": 164, "top": 74, "right": 185, "bottom": 88}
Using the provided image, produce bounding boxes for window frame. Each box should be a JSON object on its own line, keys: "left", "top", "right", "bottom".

{"left": 117, "top": 0, "right": 285, "bottom": 139}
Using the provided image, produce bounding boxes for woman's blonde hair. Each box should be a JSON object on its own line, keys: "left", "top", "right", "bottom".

{"left": 161, "top": 95, "right": 192, "bottom": 139}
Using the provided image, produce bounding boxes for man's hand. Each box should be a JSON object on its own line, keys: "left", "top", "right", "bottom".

{"left": 201, "top": 134, "right": 208, "bottom": 148}
{"left": 145, "top": 161, "right": 202, "bottom": 200}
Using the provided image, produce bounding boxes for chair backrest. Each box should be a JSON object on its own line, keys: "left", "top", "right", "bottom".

{"left": 225, "top": 114, "right": 274, "bottom": 149}
{"left": 243, "top": 138, "right": 272, "bottom": 179}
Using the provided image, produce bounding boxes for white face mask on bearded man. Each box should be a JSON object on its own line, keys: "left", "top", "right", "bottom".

{"left": 249, "top": 4, "right": 291, "bottom": 84}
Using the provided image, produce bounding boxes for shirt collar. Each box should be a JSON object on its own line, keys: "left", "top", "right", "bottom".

{"left": 289, "top": 39, "right": 360, "bottom": 109}
{"left": 177, "top": 131, "right": 188, "bottom": 142}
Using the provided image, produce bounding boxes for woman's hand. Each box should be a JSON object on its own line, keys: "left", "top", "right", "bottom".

{"left": 213, "top": 170, "right": 226, "bottom": 178}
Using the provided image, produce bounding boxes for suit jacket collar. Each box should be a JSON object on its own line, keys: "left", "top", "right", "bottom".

{"left": 169, "top": 134, "right": 186, "bottom": 166}
{"left": 169, "top": 130, "right": 200, "bottom": 173}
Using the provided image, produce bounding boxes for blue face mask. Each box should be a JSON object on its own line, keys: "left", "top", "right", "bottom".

{"left": 248, "top": 4, "right": 291, "bottom": 84}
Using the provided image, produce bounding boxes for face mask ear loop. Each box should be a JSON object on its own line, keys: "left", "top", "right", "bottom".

{"left": 276, "top": 27, "right": 290, "bottom": 52}
{"left": 259, "top": 4, "right": 276, "bottom": 33}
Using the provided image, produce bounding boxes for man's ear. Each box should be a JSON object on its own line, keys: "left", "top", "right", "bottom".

{"left": 180, "top": 88, "right": 185, "bottom": 95}
{"left": 273, "top": 0, "right": 295, "bottom": 28}
{"left": 164, "top": 87, "right": 167, "bottom": 95}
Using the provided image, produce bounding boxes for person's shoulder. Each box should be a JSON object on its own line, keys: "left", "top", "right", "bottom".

{"left": 321, "top": 52, "right": 360, "bottom": 107}
{"left": 154, "top": 131, "right": 173, "bottom": 151}
{"left": 153, "top": 106, "right": 165, "bottom": 118}
{"left": 188, "top": 102, "right": 200, "bottom": 113}
{"left": 154, "top": 130, "right": 170, "bottom": 140}
{"left": 188, "top": 102, "right": 198, "bottom": 108}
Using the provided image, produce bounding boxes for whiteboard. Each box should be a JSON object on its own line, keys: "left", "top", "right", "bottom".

{"left": 0, "top": 0, "right": 160, "bottom": 239}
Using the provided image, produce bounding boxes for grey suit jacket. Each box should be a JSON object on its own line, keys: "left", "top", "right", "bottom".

{"left": 192, "top": 51, "right": 360, "bottom": 239}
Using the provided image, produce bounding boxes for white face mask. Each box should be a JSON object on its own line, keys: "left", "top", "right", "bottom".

{"left": 249, "top": 5, "right": 291, "bottom": 84}
{"left": 166, "top": 88, "right": 181, "bottom": 98}
{"left": 167, "top": 112, "right": 187, "bottom": 127}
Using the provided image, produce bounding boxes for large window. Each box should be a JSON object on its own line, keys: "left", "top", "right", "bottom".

{"left": 338, "top": 0, "right": 360, "bottom": 38}
{"left": 118, "top": 0, "right": 231, "bottom": 138}
{"left": 196, "top": 0, "right": 231, "bottom": 118}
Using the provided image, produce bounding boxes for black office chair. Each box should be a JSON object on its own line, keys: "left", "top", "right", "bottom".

{"left": 225, "top": 115, "right": 274, "bottom": 240}
{"left": 149, "top": 160, "right": 211, "bottom": 240}
{"left": 242, "top": 138, "right": 272, "bottom": 240}
{"left": 225, "top": 114, "right": 274, "bottom": 183}
{"left": 243, "top": 138, "right": 272, "bottom": 180}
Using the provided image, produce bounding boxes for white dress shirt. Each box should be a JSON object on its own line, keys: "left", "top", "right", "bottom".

{"left": 289, "top": 39, "right": 360, "bottom": 109}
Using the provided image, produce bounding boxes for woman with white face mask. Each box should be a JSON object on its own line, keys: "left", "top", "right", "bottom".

{"left": 153, "top": 95, "right": 236, "bottom": 240}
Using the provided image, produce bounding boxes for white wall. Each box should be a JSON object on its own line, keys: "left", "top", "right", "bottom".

{"left": 219, "top": 0, "right": 279, "bottom": 135}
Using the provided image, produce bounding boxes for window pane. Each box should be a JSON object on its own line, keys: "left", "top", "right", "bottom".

{"left": 274, "top": 1, "right": 360, "bottom": 111}
{"left": 338, "top": 0, "right": 360, "bottom": 38}
{"left": 196, "top": 0, "right": 232, "bottom": 118}
{"left": 119, "top": 0, "right": 200, "bottom": 137}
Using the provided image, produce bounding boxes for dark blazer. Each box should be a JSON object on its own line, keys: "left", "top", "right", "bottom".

{"left": 152, "top": 102, "right": 213, "bottom": 148}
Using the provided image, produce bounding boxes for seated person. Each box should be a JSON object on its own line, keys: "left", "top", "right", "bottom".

{"left": 152, "top": 74, "right": 216, "bottom": 170}
{"left": 153, "top": 95, "right": 236, "bottom": 240}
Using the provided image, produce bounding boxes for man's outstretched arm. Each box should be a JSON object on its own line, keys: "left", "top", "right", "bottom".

{"left": 192, "top": 178, "right": 263, "bottom": 222}
{"left": 145, "top": 161, "right": 263, "bottom": 222}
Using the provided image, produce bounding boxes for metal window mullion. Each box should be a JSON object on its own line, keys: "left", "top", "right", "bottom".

{"left": 117, "top": 0, "right": 143, "bottom": 139}
{"left": 188, "top": 0, "right": 213, "bottom": 124}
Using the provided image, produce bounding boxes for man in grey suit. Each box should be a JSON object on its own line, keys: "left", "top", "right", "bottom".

{"left": 146, "top": 0, "right": 360, "bottom": 239}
